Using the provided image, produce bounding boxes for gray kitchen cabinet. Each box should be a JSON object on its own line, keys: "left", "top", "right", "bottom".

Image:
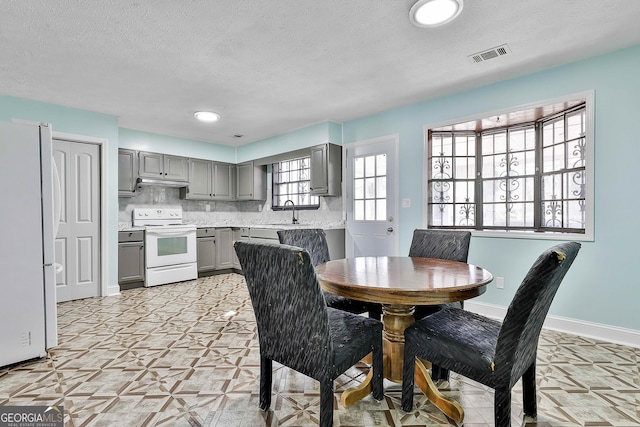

{"left": 118, "top": 148, "right": 138, "bottom": 197}
{"left": 185, "top": 158, "right": 211, "bottom": 199}
{"left": 237, "top": 161, "right": 267, "bottom": 200}
{"left": 213, "top": 163, "right": 236, "bottom": 200}
{"left": 215, "top": 228, "right": 234, "bottom": 270}
{"left": 232, "top": 228, "right": 242, "bottom": 269}
{"left": 324, "top": 228, "right": 346, "bottom": 260}
{"left": 165, "top": 154, "right": 189, "bottom": 181}
{"left": 310, "top": 143, "right": 342, "bottom": 196}
{"left": 196, "top": 228, "right": 216, "bottom": 274}
{"left": 182, "top": 159, "right": 236, "bottom": 201}
{"left": 118, "top": 231, "right": 145, "bottom": 285}
{"left": 138, "top": 151, "right": 188, "bottom": 182}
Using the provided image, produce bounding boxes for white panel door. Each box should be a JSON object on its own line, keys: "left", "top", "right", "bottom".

{"left": 345, "top": 136, "right": 399, "bottom": 257}
{"left": 53, "top": 139, "right": 100, "bottom": 302}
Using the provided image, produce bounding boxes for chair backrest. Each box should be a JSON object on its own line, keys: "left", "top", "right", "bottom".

{"left": 234, "top": 240, "right": 332, "bottom": 378}
{"left": 277, "top": 229, "right": 331, "bottom": 267}
{"left": 495, "top": 242, "right": 581, "bottom": 386}
{"left": 408, "top": 229, "right": 471, "bottom": 262}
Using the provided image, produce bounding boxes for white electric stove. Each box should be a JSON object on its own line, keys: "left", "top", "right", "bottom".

{"left": 133, "top": 208, "right": 197, "bottom": 287}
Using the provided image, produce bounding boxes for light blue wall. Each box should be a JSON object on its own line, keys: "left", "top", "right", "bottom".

{"left": 119, "top": 128, "right": 235, "bottom": 163}
{"left": 236, "top": 121, "right": 342, "bottom": 163}
{"left": 342, "top": 45, "right": 640, "bottom": 331}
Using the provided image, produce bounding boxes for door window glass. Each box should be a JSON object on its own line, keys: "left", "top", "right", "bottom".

{"left": 354, "top": 154, "right": 387, "bottom": 221}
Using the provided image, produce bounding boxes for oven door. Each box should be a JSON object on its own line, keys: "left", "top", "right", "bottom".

{"left": 145, "top": 226, "right": 197, "bottom": 268}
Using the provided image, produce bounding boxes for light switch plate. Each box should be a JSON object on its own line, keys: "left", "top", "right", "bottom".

{"left": 401, "top": 198, "right": 411, "bottom": 208}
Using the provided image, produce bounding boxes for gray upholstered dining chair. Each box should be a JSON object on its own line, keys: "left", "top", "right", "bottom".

{"left": 401, "top": 229, "right": 472, "bottom": 381}
{"left": 401, "top": 242, "right": 581, "bottom": 427}
{"left": 409, "top": 229, "right": 472, "bottom": 316}
{"left": 235, "top": 240, "right": 384, "bottom": 427}
{"left": 277, "top": 228, "right": 379, "bottom": 319}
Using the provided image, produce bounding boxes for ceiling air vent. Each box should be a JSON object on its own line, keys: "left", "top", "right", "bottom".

{"left": 468, "top": 44, "right": 511, "bottom": 64}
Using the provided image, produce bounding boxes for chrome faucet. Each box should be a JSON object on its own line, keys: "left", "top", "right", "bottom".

{"left": 283, "top": 199, "right": 298, "bottom": 224}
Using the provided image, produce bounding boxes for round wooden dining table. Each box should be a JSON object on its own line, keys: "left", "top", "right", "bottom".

{"left": 315, "top": 256, "right": 493, "bottom": 423}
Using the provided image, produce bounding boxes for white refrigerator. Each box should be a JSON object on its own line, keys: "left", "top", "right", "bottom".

{"left": 0, "top": 120, "right": 59, "bottom": 367}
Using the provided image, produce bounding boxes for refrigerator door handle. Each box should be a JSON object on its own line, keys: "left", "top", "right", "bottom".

{"left": 52, "top": 157, "right": 62, "bottom": 238}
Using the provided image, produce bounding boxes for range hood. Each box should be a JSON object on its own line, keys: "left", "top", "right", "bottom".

{"left": 136, "top": 177, "right": 188, "bottom": 188}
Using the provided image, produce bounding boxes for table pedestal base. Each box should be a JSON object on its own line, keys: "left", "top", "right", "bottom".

{"left": 414, "top": 359, "right": 464, "bottom": 423}
{"left": 339, "top": 304, "right": 464, "bottom": 423}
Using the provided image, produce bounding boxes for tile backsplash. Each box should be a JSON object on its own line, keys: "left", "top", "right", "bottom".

{"left": 118, "top": 185, "right": 344, "bottom": 225}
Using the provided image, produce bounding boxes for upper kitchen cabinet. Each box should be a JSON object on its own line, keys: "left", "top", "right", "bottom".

{"left": 237, "top": 161, "right": 267, "bottom": 200}
{"left": 138, "top": 151, "right": 188, "bottom": 182}
{"left": 118, "top": 148, "right": 138, "bottom": 197}
{"left": 213, "top": 162, "right": 236, "bottom": 200}
{"left": 310, "top": 143, "right": 341, "bottom": 196}
{"left": 181, "top": 159, "right": 236, "bottom": 201}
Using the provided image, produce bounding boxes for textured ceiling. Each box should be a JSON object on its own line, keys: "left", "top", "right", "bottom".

{"left": 1, "top": 0, "right": 639, "bottom": 147}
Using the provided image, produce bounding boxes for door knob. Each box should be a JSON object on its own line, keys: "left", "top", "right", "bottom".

{"left": 387, "top": 227, "right": 394, "bottom": 232}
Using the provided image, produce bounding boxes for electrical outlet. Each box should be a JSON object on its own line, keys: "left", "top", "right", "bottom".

{"left": 205, "top": 204, "right": 210, "bottom": 212}
{"left": 496, "top": 277, "right": 505, "bottom": 289}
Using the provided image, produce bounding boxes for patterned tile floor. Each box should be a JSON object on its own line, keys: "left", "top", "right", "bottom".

{"left": 1, "top": 273, "right": 640, "bottom": 427}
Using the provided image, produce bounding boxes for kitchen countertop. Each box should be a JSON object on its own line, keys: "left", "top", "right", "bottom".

{"left": 118, "top": 221, "right": 345, "bottom": 232}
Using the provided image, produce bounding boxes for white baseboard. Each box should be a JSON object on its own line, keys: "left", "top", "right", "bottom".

{"left": 106, "top": 284, "right": 121, "bottom": 297}
{"left": 465, "top": 301, "right": 640, "bottom": 349}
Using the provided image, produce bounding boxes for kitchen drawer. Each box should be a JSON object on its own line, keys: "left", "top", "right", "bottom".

{"left": 250, "top": 228, "right": 280, "bottom": 240}
{"left": 119, "top": 230, "right": 144, "bottom": 242}
{"left": 197, "top": 227, "right": 217, "bottom": 237}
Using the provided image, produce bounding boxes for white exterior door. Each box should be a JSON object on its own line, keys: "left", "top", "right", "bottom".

{"left": 345, "top": 136, "right": 399, "bottom": 257}
{"left": 53, "top": 139, "right": 100, "bottom": 302}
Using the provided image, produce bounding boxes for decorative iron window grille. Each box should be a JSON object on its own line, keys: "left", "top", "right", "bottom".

{"left": 428, "top": 104, "right": 586, "bottom": 233}
{"left": 272, "top": 156, "right": 320, "bottom": 209}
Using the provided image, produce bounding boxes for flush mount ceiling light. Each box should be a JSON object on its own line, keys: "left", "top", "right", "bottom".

{"left": 194, "top": 111, "right": 221, "bottom": 122}
{"left": 410, "top": 0, "right": 463, "bottom": 27}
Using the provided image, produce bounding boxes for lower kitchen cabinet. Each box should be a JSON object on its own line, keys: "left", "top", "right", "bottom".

{"left": 215, "top": 228, "right": 234, "bottom": 270}
{"left": 118, "top": 231, "right": 145, "bottom": 287}
{"left": 197, "top": 228, "right": 216, "bottom": 274}
{"left": 232, "top": 228, "right": 242, "bottom": 269}
{"left": 197, "top": 227, "right": 238, "bottom": 275}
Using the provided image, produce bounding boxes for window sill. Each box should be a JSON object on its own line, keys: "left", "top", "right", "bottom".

{"left": 470, "top": 229, "right": 593, "bottom": 242}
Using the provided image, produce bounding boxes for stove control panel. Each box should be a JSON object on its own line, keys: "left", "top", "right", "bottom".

{"left": 132, "top": 208, "right": 183, "bottom": 226}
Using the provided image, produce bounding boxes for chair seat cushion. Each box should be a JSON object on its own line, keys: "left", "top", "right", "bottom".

{"left": 327, "top": 307, "right": 382, "bottom": 375}
{"left": 406, "top": 307, "right": 501, "bottom": 373}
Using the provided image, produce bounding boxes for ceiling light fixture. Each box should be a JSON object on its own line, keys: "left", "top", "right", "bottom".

{"left": 194, "top": 111, "right": 221, "bottom": 122}
{"left": 410, "top": 0, "right": 463, "bottom": 27}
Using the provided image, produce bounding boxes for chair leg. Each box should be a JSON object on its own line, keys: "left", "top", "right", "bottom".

{"left": 431, "top": 365, "right": 450, "bottom": 382}
{"left": 372, "top": 340, "right": 383, "bottom": 401}
{"left": 401, "top": 342, "right": 417, "bottom": 412}
{"left": 522, "top": 361, "right": 537, "bottom": 418}
{"left": 319, "top": 379, "right": 335, "bottom": 427}
{"left": 259, "top": 356, "right": 272, "bottom": 411}
{"left": 494, "top": 387, "right": 511, "bottom": 427}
